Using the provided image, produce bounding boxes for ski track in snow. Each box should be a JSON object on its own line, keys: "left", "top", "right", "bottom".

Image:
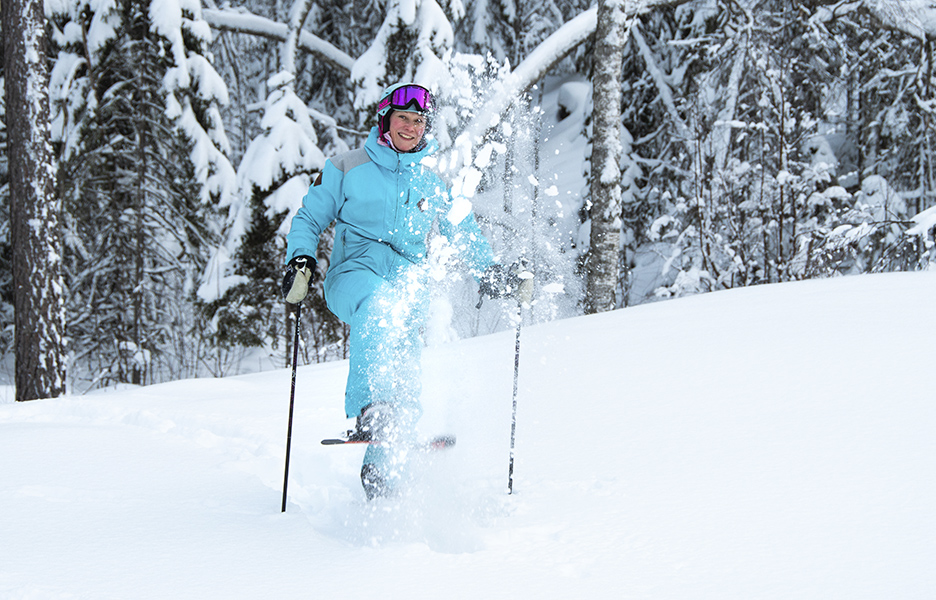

{"left": 2, "top": 272, "right": 936, "bottom": 598}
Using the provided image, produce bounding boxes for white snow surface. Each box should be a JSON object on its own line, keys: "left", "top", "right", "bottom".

{"left": 3, "top": 272, "right": 936, "bottom": 598}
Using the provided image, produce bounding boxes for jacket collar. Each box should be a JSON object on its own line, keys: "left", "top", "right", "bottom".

{"left": 364, "top": 127, "right": 437, "bottom": 170}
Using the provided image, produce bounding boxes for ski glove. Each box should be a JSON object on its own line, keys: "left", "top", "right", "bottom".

{"left": 282, "top": 255, "right": 315, "bottom": 304}
{"left": 479, "top": 264, "right": 516, "bottom": 300}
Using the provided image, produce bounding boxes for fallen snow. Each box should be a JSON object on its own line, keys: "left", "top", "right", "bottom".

{"left": 2, "top": 271, "right": 936, "bottom": 598}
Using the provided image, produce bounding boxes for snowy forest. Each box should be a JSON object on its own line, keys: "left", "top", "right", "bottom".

{"left": 3, "top": 0, "right": 936, "bottom": 400}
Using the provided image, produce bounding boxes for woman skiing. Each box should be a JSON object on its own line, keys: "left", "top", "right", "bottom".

{"left": 281, "top": 82, "right": 522, "bottom": 499}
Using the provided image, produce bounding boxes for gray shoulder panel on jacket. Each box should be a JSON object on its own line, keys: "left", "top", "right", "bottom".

{"left": 330, "top": 148, "right": 371, "bottom": 174}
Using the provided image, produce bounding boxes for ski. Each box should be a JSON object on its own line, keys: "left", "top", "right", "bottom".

{"left": 320, "top": 434, "right": 456, "bottom": 450}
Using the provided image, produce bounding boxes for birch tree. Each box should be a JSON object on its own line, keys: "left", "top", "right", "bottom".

{"left": 584, "top": 0, "right": 626, "bottom": 313}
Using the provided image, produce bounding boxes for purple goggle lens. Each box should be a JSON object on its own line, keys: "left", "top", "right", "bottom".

{"left": 378, "top": 85, "right": 433, "bottom": 113}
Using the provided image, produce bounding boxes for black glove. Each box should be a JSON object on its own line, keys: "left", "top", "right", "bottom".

{"left": 479, "top": 264, "right": 521, "bottom": 299}
{"left": 282, "top": 255, "right": 316, "bottom": 304}
{"left": 479, "top": 261, "right": 535, "bottom": 303}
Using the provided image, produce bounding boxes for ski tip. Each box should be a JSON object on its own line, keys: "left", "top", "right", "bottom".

{"left": 428, "top": 435, "right": 456, "bottom": 449}
{"left": 321, "top": 438, "right": 354, "bottom": 445}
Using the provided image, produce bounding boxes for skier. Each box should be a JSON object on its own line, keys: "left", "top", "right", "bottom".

{"left": 281, "top": 82, "right": 525, "bottom": 500}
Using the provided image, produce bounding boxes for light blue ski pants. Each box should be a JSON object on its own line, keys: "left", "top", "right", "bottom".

{"left": 324, "top": 263, "right": 428, "bottom": 472}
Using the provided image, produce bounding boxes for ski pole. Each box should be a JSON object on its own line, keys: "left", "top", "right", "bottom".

{"left": 507, "top": 299, "right": 522, "bottom": 494}
{"left": 281, "top": 303, "right": 302, "bottom": 512}
{"left": 507, "top": 260, "right": 533, "bottom": 494}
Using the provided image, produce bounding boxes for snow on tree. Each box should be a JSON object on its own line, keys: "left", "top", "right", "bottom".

{"left": 351, "top": 0, "right": 454, "bottom": 123}
{"left": 614, "top": 0, "right": 936, "bottom": 305}
{"left": 198, "top": 69, "right": 327, "bottom": 359}
{"left": 455, "top": 0, "right": 578, "bottom": 67}
{"left": 201, "top": 4, "right": 355, "bottom": 75}
{"left": 154, "top": 0, "right": 236, "bottom": 209}
{"left": 198, "top": 0, "right": 333, "bottom": 366}
{"left": 48, "top": 0, "right": 234, "bottom": 388}
{"left": 459, "top": 0, "right": 519, "bottom": 63}
{"left": 11, "top": 0, "right": 936, "bottom": 388}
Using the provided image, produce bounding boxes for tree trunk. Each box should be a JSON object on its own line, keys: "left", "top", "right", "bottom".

{"left": 3, "top": 0, "right": 67, "bottom": 400}
{"left": 584, "top": 0, "right": 625, "bottom": 314}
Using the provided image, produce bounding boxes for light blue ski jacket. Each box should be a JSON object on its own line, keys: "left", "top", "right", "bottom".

{"left": 286, "top": 127, "right": 495, "bottom": 296}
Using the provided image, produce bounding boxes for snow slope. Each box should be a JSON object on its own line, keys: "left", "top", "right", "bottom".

{"left": 2, "top": 272, "right": 936, "bottom": 599}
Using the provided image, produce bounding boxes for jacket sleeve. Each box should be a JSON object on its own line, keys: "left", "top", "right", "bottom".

{"left": 438, "top": 193, "right": 496, "bottom": 276}
{"left": 284, "top": 161, "right": 344, "bottom": 264}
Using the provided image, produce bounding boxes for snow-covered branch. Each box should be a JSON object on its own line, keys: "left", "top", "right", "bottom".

{"left": 455, "top": 6, "right": 597, "bottom": 155}
{"left": 458, "top": 0, "right": 687, "bottom": 155}
{"left": 862, "top": 0, "right": 936, "bottom": 40}
{"left": 631, "top": 21, "right": 692, "bottom": 142}
{"left": 282, "top": 0, "right": 315, "bottom": 75}
{"left": 202, "top": 8, "right": 354, "bottom": 74}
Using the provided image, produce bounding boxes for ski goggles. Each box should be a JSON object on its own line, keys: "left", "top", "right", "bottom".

{"left": 378, "top": 84, "right": 434, "bottom": 114}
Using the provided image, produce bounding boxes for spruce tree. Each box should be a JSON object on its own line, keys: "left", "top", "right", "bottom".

{"left": 50, "top": 0, "right": 232, "bottom": 388}
{"left": 351, "top": 0, "right": 454, "bottom": 120}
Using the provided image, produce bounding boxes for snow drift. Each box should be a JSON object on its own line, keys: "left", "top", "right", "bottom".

{"left": 2, "top": 271, "right": 936, "bottom": 598}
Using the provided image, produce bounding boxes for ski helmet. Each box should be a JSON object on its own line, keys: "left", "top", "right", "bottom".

{"left": 377, "top": 83, "right": 434, "bottom": 139}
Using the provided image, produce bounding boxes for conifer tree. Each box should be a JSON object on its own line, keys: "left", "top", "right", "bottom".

{"left": 3, "top": 0, "right": 67, "bottom": 399}
{"left": 50, "top": 0, "right": 233, "bottom": 387}
{"left": 351, "top": 0, "right": 454, "bottom": 120}
{"left": 198, "top": 0, "right": 340, "bottom": 367}
{"left": 459, "top": 0, "right": 518, "bottom": 63}
{"left": 199, "top": 71, "right": 331, "bottom": 362}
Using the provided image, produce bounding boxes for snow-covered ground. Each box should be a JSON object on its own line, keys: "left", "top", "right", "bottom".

{"left": 2, "top": 271, "right": 935, "bottom": 599}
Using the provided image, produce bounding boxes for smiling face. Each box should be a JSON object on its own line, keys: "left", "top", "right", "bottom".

{"left": 387, "top": 110, "right": 427, "bottom": 152}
